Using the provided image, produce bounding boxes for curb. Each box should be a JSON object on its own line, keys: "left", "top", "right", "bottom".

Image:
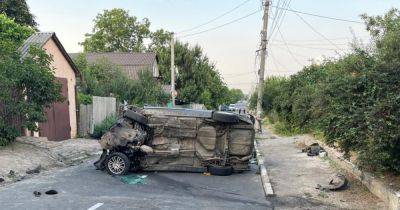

{"left": 254, "top": 140, "right": 275, "bottom": 197}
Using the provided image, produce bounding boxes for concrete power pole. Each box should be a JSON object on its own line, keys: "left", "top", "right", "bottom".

{"left": 170, "top": 33, "right": 176, "bottom": 107}
{"left": 256, "top": 0, "right": 271, "bottom": 132}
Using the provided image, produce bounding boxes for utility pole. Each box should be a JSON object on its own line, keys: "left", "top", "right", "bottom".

{"left": 170, "top": 33, "right": 176, "bottom": 107}
{"left": 256, "top": 0, "right": 271, "bottom": 132}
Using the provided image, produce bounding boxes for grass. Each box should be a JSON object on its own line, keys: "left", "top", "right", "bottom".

{"left": 263, "top": 116, "right": 306, "bottom": 137}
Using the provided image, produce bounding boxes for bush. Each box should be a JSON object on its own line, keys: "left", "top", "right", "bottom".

{"left": 91, "top": 115, "right": 118, "bottom": 139}
{"left": 0, "top": 120, "right": 19, "bottom": 146}
{"left": 77, "top": 92, "right": 92, "bottom": 105}
{"left": 255, "top": 9, "right": 400, "bottom": 174}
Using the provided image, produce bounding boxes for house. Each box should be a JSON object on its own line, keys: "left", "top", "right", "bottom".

{"left": 69, "top": 52, "right": 159, "bottom": 80}
{"left": 20, "top": 32, "right": 80, "bottom": 141}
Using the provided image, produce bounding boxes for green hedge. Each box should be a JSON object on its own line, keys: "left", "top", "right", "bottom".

{"left": 254, "top": 9, "right": 400, "bottom": 173}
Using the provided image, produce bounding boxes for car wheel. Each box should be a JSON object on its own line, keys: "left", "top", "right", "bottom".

{"left": 212, "top": 111, "right": 239, "bottom": 123}
{"left": 106, "top": 152, "right": 130, "bottom": 176}
{"left": 208, "top": 165, "right": 233, "bottom": 176}
{"left": 123, "top": 109, "right": 148, "bottom": 125}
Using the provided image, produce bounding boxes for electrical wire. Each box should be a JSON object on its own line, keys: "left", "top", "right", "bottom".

{"left": 277, "top": 28, "right": 303, "bottom": 66}
{"left": 271, "top": 5, "right": 363, "bottom": 24}
{"left": 177, "top": 0, "right": 253, "bottom": 34}
{"left": 294, "top": 12, "right": 343, "bottom": 51}
{"left": 268, "top": 0, "right": 291, "bottom": 42}
{"left": 177, "top": 9, "right": 262, "bottom": 38}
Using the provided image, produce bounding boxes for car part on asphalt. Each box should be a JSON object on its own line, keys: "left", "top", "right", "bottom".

{"left": 33, "top": 191, "right": 41, "bottom": 197}
{"left": 208, "top": 165, "right": 233, "bottom": 176}
{"left": 316, "top": 173, "right": 348, "bottom": 191}
{"left": 95, "top": 106, "right": 255, "bottom": 176}
{"left": 45, "top": 190, "right": 58, "bottom": 195}
{"left": 302, "top": 143, "right": 324, "bottom": 156}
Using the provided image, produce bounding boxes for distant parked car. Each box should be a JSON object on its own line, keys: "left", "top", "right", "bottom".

{"left": 228, "top": 104, "right": 236, "bottom": 112}
{"left": 94, "top": 107, "right": 255, "bottom": 176}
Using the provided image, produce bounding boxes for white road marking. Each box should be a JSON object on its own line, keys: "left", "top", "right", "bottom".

{"left": 88, "top": 203, "right": 104, "bottom": 210}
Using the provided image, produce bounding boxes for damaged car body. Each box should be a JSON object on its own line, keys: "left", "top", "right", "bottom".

{"left": 94, "top": 107, "right": 255, "bottom": 176}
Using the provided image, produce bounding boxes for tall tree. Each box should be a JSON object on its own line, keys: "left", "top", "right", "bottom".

{"left": 0, "top": 0, "right": 37, "bottom": 27}
{"left": 81, "top": 8, "right": 151, "bottom": 52}
{"left": 0, "top": 14, "right": 62, "bottom": 146}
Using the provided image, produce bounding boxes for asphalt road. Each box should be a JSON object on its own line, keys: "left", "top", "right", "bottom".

{"left": 0, "top": 159, "right": 271, "bottom": 210}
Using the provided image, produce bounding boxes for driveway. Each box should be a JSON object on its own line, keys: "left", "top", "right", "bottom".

{"left": 0, "top": 158, "right": 271, "bottom": 210}
{"left": 257, "top": 128, "right": 386, "bottom": 209}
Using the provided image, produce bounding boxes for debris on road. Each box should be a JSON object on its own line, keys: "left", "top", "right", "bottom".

{"left": 0, "top": 177, "right": 4, "bottom": 183}
{"left": 45, "top": 190, "right": 58, "bottom": 195}
{"left": 302, "top": 143, "right": 325, "bottom": 156}
{"left": 120, "top": 175, "right": 148, "bottom": 185}
{"left": 316, "top": 173, "right": 348, "bottom": 191}
{"left": 33, "top": 191, "right": 41, "bottom": 197}
{"left": 26, "top": 165, "right": 41, "bottom": 175}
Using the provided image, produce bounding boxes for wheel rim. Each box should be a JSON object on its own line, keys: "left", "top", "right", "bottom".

{"left": 108, "top": 156, "right": 126, "bottom": 174}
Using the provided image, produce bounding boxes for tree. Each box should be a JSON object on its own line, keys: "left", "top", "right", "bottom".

{"left": 74, "top": 53, "right": 168, "bottom": 106}
{"left": 81, "top": 8, "right": 242, "bottom": 109}
{"left": 226, "top": 88, "right": 245, "bottom": 104}
{"left": 0, "top": 14, "right": 62, "bottom": 146}
{"left": 0, "top": 0, "right": 37, "bottom": 27}
{"left": 81, "top": 8, "right": 151, "bottom": 52}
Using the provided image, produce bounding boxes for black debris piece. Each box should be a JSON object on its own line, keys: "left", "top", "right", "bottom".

{"left": 26, "top": 165, "right": 41, "bottom": 174}
{"left": 316, "top": 173, "right": 348, "bottom": 191}
{"left": 302, "top": 143, "right": 324, "bottom": 156}
{"left": 33, "top": 191, "right": 41, "bottom": 197}
{"left": 45, "top": 190, "right": 58, "bottom": 195}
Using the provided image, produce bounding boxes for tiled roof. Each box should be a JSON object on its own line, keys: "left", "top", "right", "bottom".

{"left": 19, "top": 32, "right": 80, "bottom": 75}
{"left": 19, "top": 32, "right": 53, "bottom": 58}
{"left": 69, "top": 52, "right": 157, "bottom": 80}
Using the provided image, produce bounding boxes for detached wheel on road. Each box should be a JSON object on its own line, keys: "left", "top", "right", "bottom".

{"left": 208, "top": 165, "right": 233, "bottom": 176}
{"left": 106, "top": 152, "right": 130, "bottom": 176}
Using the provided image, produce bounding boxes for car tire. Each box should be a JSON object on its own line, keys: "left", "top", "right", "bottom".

{"left": 208, "top": 165, "right": 233, "bottom": 176}
{"left": 212, "top": 111, "right": 239, "bottom": 123}
{"left": 105, "top": 152, "right": 130, "bottom": 176}
{"left": 124, "top": 109, "right": 148, "bottom": 125}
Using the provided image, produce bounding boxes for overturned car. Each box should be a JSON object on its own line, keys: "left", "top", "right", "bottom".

{"left": 94, "top": 107, "right": 255, "bottom": 176}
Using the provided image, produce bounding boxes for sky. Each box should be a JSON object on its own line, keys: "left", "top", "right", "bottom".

{"left": 27, "top": 0, "right": 400, "bottom": 94}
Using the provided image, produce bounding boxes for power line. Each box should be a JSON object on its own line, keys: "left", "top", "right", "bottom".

{"left": 178, "top": 9, "right": 262, "bottom": 38}
{"left": 277, "top": 28, "right": 303, "bottom": 66}
{"left": 271, "top": 5, "right": 364, "bottom": 24}
{"left": 177, "top": 0, "right": 253, "bottom": 34}
{"left": 268, "top": 0, "right": 291, "bottom": 42}
{"left": 270, "top": 43, "right": 346, "bottom": 51}
{"left": 294, "top": 12, "right": 343, "bottom": 51}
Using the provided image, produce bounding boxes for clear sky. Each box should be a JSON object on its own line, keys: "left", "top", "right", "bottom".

{"left": 27, "top": 0, "right": 400, "bottom": 94}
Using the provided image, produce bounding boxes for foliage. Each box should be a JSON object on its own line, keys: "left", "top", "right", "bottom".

{"left": 92, "top": 115, "right": 118, "bottom": 139}
{"left": 0, "top": 13, "right": 34, "bottom": 44}
{"left": 0, "top": 0, "right": 37, "bottom": 27}
{"left": 81, "top": 9, "right": 240, "bottom": 109}
{"left": 74, "top": 54, "right": 168, "bottom": 106}
{"left": 81, "top": 8, "right": 151, "bottom": 52}
{"left": 254, "top": 9, "right": 400, "bottom": 173}
{"left": 226, "top": 88, "right": 245, "bottom": 105}
{"left": 0, "top": 15, "right": 62, "bottom": 146}
{"left": 77, "top": 92, "right": 92, "bottom": 105}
